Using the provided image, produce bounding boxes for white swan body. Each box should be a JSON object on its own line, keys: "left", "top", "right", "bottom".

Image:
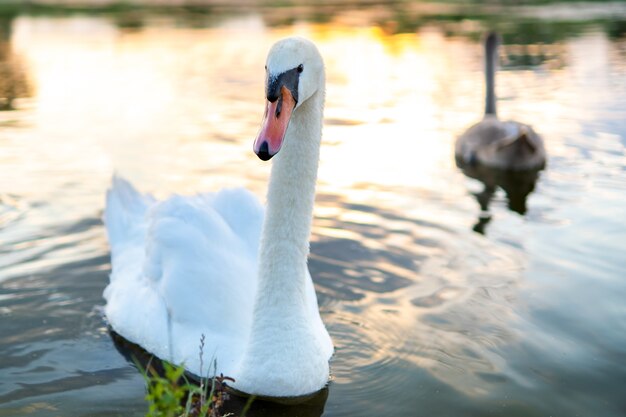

{"left": 104, "top": 37, "right": 333, "bottom": 397}
{"left": 455, "top": 32, "right": 546, "bottom": 171}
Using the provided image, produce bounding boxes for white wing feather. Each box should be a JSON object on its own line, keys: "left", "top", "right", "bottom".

{"left": 104, "top": 177, "right": 264, "bottom": 377}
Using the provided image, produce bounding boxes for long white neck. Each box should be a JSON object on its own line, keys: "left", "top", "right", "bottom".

{"left": 234, "top": 85, "right": 326, "bottom": 395}
{"left": 255, "top": 86, "right": 323, "bottom": 312}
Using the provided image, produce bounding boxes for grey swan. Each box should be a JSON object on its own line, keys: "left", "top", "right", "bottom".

{"left": 455, "top": 32, "right": 546, "bottom": 171}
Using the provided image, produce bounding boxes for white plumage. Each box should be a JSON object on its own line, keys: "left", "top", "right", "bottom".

{"left": 103, "top": 37, "right": 333, "bottom": 398}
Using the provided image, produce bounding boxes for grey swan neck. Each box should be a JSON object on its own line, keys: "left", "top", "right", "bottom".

{"left": 485, "top": 33, "right": 498, "bottom": 117}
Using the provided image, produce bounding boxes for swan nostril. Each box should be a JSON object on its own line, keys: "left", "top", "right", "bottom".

{"left": 275, "top": 95, "right": 283, "bottom": 118}
{"left": 256, "top": 141, "right": 272, "bottom": 161}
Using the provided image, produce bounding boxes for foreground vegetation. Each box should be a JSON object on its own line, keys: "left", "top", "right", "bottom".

{"left": 142, "top": 361, "right": 234, "bottom": 417}
{"left": 136, "top": 335, "right": 252, "bottom": 417}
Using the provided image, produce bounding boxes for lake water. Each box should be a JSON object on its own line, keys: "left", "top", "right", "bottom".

{"left": 1, "top": 3, "right": 626, "bottom": 416}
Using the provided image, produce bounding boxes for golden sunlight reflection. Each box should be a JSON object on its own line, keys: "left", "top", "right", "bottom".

{"left": 10, "top": 17, "right": 476, "bottom": 197}
{"left": 316, "top": 27, "right": 458, "bottom": 191}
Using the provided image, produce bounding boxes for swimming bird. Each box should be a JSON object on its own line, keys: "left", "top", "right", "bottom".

{"left": 103, "top": 37, "right": 333, "bottom": 398}
{"left": 455, "top": 32, "right": 546, "bottom": 171}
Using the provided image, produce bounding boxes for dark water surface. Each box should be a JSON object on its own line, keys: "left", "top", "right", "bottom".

{"left": 1, "top": 3, "right": 626, "bottom": 416}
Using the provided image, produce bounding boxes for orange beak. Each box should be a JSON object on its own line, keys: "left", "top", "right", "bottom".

{"left": 253, "top": 85, "right": 296, "bottom": 161}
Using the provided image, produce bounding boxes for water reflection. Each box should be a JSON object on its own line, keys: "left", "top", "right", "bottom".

{"left": 457, "top": 161, "right": 542, "bottom": 234}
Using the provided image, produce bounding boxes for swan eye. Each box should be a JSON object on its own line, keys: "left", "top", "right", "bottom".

{"left": 297, "top": 64, "right": 304, "bottom": 73}
{"left": 264, "top": 65, "right": 267, "bottom": 71}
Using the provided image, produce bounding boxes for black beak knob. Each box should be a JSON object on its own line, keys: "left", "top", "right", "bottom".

{"left": 256, "top": 141, "right": 272, "bottom": 161}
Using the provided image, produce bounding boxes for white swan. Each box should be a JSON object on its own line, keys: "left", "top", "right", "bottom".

{"left": 455, "top": 32, "right": 546, "bottom": 171}
{"left": 103, "top": 37, "right": 333, "bottom": 398}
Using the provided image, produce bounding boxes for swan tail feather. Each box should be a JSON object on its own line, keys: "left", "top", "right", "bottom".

{"left": 104, "top": 175, "right": 154, "bottom": 252}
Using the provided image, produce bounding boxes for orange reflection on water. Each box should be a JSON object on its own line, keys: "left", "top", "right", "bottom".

{"left": 10, "top": 17, "right": 472, "bottom": 198}
{"left": 311, "top": 26, "right": 457, "bottom": 192}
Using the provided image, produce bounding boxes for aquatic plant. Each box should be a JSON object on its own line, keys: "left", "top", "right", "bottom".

{"left": 140, "top": 335, "right": 234, "bottom": 417}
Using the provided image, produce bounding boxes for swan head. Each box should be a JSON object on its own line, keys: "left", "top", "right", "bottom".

{"left": 254, "top": 37, "right": 324, "bottom": 161}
